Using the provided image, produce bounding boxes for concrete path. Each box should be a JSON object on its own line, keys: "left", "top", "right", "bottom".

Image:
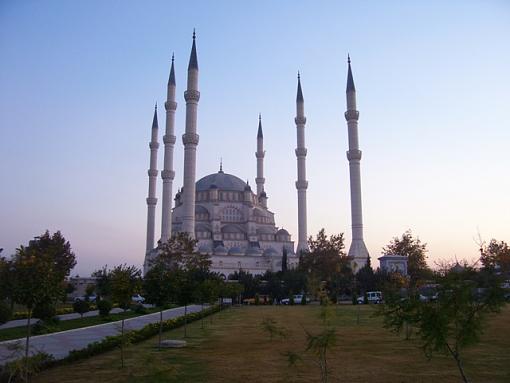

{"left": 0, "top": 305, "right": 204, "bottom": 364}
{"left": 0, "top": 308, "right": 126, "bottom": 330}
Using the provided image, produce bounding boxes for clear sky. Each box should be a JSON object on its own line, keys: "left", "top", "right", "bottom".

{"left": 1, "top": 1, "right": 509, "bottom": 276}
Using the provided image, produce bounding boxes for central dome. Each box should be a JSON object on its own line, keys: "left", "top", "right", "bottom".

{"left": 196, "top": 171, "right": 247, "bottom": 192}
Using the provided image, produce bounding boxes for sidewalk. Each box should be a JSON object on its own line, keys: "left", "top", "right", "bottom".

{"left": 0, "top": 308, "right": 125, "bottom": 330}
{"left": 0, "top": 304, "right": 204, "bottom": 364}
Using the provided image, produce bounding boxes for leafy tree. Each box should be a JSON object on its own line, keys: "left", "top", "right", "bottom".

{"left": 281, "top": 247, "right": 288, "bottom": 273}
{"left": 143, "top": 259, "right": 175, "bottom": 307}
{"left": 85, "top": 284, "right": 95, "bottom": 300}
{"left": 0, "top": 300, "right": 12, "bottom": 324}
{"left": 97, "top": 299, "right": 112, "bottom": 317}
{"left": 10, "top": 231, "right": 76, "bottom": 377}
{"left": 0, "top": 257, "right": 16, "bottom": 310}
{"left": 382, "top": 230, "right": 430, "bottom": 287}
{"left": 228, "top": 270, "right": 260, "bottom": 298}
{"left": 92, "top": 266, "right": 111, "bottom": 299}
{"left": 356, "top": 257, "right": 376, "bottom": 294}
{"left": 72, "top": 300, "right": 90, "bottom": 318}
{"left": 378, "top": 266, "right": 505, "bottom": 383}
{"left": 299, "top": 229, "right": 350, "bottom": 299}
{"left": 110, "top": 264, "right": 142, "bottom": 310}
{"left": 480, "top": 239, "right": 510, "bottom": 275}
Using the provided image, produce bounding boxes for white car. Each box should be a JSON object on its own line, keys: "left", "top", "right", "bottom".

{"left": 131, "top": 294, "right": 145, "bottom": 303}
{"left": 282, "top": 294, "right": 308, "bottom": 304}
{"left": 357, "top": 291, "right": 383, "bottom": 304}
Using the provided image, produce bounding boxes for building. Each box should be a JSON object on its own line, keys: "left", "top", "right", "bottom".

{"left": 378, "top": 255, "right": 408, "bottom": 275}
{"left": 143, "top": 32, "right": 369, "bottom": 276}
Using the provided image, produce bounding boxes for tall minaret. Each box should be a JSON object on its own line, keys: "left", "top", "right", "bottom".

{"left": 160, "top": 54, "right": 177, "bottom": 244}
{"left": 345, "top": 56, "right": 369, "bottom": 270}
{"left": 181, "top": 31, "right": 200, "bottom": 237}
{"left": 255, "top": 114, "right": 265, "bottom": 196}
{"left": 146, "top": 104, "right": 159, "bottom": 252}
{"left": 295, "top": 72, "right": 308, "bottom": 253}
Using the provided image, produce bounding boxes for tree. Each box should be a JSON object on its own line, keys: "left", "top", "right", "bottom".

{"left": 85, "top": 284, "right": 95, "bottom": 300}
{"left": 299, "top": 229, "right": 350, "bottom": 299}
{"left": 382, "top": 230, "right": 430, "bottom": 287}
{"left": 480, "top": 239, "right": 510, "bottom": 275}
{"left": 92, "top": 266, "right": 111, "bottom": 300}
{"left": 72, "top": 300, "right": 90, "bottom": 318}
{"left": 10, "top": 231, "right": 76, "bottom": 378}
{"left": 143, "top": 259, "right": 175, "bottom": 307}
{"left": 281, "top": 247, "right": 288, "bottom": 273}
{"left": 378, "top": 265, "right": 505, "bottom": 383}
{"left": 110, "top": 264, "right": 142, "bottom": 310}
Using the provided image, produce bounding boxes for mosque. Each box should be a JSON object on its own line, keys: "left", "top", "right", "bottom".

{"left": 143, "top": 32, "right": 370, "bottom": 276}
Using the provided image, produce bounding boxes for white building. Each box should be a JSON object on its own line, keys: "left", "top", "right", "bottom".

{"left": 143, "top": 32, "right": 370, "bottom": 276}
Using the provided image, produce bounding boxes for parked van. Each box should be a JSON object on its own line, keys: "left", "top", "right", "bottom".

{"left": 357, "top": 291, "right": 383, "bottom": 304}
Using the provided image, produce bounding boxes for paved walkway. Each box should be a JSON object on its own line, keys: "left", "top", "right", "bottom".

{"left": 0, "top": 305, "right": 204, "bottom": 364}
{"left": 0, "top": 308, "right": 126, "bottom": 330}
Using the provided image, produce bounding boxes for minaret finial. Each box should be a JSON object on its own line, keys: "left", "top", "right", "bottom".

{"left": 297, "top": 71, "right": 300, "bottom": 80}
{"left": 296, "top": 71, "right": 304, "bottom": 102}
{"left": 188, "top": 29, "right": 198, "bottom": 70}
{"left": 193, "top": 28, "right": 196, "bottom": 39}
{"left": 346, "top": 54, "right": 355, "bottom": 92}
{"left": 152, "top": 103, "right": 158, "bottom": 129}
{"left": 168, "top": 53, "right": 176, "bottom": 85}
{"left": 172, "top": 52, "right": 174, "bottom": 63}
{"left": 257, "top": 114, "right": 263, "bottom": 138}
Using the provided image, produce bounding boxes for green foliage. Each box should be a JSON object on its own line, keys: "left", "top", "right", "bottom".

{"left": 32, "top": 302, "right": 57, "bottom": 321}
{"left": 0, "top": 300, "right": 12, "bottom": 324}
{"left": 304, "top": 327, "right": 337, "bottom": 383}
{"left": 480, "top": 239, "right": 510, "bottom": 274}
{"left": 254, "top": 294, "right": 260, "bottom": 305}
{"left": 0, "top": 347, "right": 54, "bottom": 383}
{"left": 131, "top": 303, "right": 147, "bottom": 315}
{"left": 109, "top": 264, "right": 142, "bottom": 310}
{"left": 85, "top": 284, "right": 95, "bottom": 298}
{"left": 260, "top": 317, "right": 288, "bottom": 341}
{"left": 143, "top": 259, "right": 175, "bottom": 307}
{"left": 378, "top": 267, "right": 506, "bottom": 383}
{"left": 281, "top": 247, "right": 288, "bottom": 273}
{"left": 97, "top": 299, "right": 113, "bottom": 317}
{"left": 92, "top": 266, "right": 111, "bottom": 299}
{"left": 72, "top": 300, "right": 90, "bottom": 318}
{"left": 32, "top": 317, "right": 61, "bottom": 335}
{"left": 289, "top": 294, "right": 295, "bottom": 306}
{"left": 382, "top": 230, "right": 429, "bottom": 286}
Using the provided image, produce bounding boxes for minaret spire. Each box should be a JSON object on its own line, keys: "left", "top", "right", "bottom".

{"left": 255, "top": 114, "right": 265, "bottom": 196}
{"left": 146, "top": 104, "right": 160, "bottom": 253}
{"left": 295, "top": 72, "right": 308, "bottom": 253}
{"left": 181, "top": 31, "right": 200, "bottom": 238}
{"left": 344, "top": 56, "right": 369, "bottom": 271}
{"left": 160, "top": 53, "right": 178, "bottom": 244}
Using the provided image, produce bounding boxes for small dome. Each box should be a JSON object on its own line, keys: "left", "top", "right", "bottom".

{"left": 209, "top": 184, "right": 218, "bottom": 189}
{"left": 244, "top": 183, "right": 251, "bottom": 191}
{"left": 228, "top": 247, "right": 244, "bottom": 256}
{"left": 259, "top": 191, "right": 267, "bottom": 198}
{"left": 198, "top": 245, "right": 212, "bottom": 255}
{"left": 276, "top": 228, "right": 290, "bottom": 236}
{"left": 214, "top": 245, "right": 228, "bottom": 256}
{"left": 246, "top": 246, "right": 263, "bottom": 256}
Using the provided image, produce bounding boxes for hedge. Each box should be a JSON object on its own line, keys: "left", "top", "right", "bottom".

{"left": 49, "top": 305, "right": 221, "bottom": 366}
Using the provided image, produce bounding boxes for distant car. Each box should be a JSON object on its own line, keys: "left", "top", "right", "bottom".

{"left": 282, "top": 294, "right": 309, "bottom": 305}
{"left": 131, "top": 294, "right": 145, "bottom": 303}
{"left": 74, "top": 294, "right": 97, "bottom": 302}
{"left": 357, "top": 291, "right": 383, "bottom": 304}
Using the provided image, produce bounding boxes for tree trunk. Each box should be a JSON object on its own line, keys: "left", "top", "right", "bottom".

{"left": 24, "top": 308, "right": 32, "bottom": 381}
{"left": 120, "top": 319, "right": 125, "bottom": 368}
{"left": 356, "top": 304, "right": 360, "bottom": 325}
{"left": 201, "top": 302, "right": 204, "bottom": 329}
{"left": 453, "top": 352, "right": 470, "bottom": 383}
{"left": 184, "top": 304, "right": 188, "bottom": 338}
{"left": 158, "top": 309, "right": 163, "bottom": 350}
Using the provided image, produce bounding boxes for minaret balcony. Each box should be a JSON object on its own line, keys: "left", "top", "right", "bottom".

{"left": 165, "top": 101, "right": 177, "bottom": 111}
{"left": 295, "top": 180, "right": 308, "bottom": 189}
{"left": 295, "top": 147, "right": 307, "bottom": 157}
{"left": 182, "top": 133, "right": 200, "bottom": 145}
{"left": 147, "top": 169, "right": 158, "bottom": 177}
{"left": 163, "top": 134, "right": 176, "bottom": 145}
{"left": 344, "top": 110, "right": 359, "bottom": 121}
{"left": 294, "top": 116, "right": 307, "bottom": 125}
{"left": 347, "top": 149, "right": 362, "bottom": 161}
{"left": 146, "top": 197, "right": 158, "bottom": 205}
{"left": 161, "top": 170, "right": 175, "bottom": 180}
{"left": 184, "top": 90, "right": 200, "bottom": 102}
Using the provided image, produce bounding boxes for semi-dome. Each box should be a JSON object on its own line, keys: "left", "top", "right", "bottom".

{"left": 228, "top": 247, "right": 244, "bottom": 256}
{"left": 196, "top": 171, "right": 247, "bottom": 192}
{"left": 276, "top": 228, "right": 290, "bottom": 236}
{"left": 246, "top": 246, "right": 263, "bottom": 256}
{"left": 214, "top": 245, "right": 228, "bottom": 256}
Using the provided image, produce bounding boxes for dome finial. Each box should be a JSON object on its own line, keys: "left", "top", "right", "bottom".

{"left": 219, "top": 157, "right": 223, "bottom": 173}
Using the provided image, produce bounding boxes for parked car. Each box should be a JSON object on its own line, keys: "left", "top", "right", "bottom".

{"left": 357, "top": 291, "right": 382, "bottom": 304}
{"left": 282, "top": 294, "right": 309, "bottom": 305}
{"left": 131, "top": 294, "right": 145, "bottom": 303}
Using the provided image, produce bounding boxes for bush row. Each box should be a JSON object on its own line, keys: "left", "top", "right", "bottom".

{"left": 51, "top": 305, "right": 221, "bottom": 366}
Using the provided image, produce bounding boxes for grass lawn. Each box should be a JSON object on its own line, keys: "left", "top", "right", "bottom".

{"left": 34, "top": 304, "right": 510, "bottom": 383}
{"left": 0, "top": 308, "right": 161, "bottom": 342}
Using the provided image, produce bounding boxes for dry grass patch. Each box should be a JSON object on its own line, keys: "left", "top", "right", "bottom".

{"left": 34, "top": 305, "right": 510, "bottom": 383}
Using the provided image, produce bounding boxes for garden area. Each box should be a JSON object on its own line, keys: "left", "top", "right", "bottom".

{"left": 33, "top": 305, "right": 510, "bottom": 383}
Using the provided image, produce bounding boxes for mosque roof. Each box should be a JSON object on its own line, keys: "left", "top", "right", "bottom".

{"left": 196, "top": 171, "right": 248, "bottom": 192}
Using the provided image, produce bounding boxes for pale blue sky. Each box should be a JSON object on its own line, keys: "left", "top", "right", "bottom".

{"left": 1, "top": 1, "right": 509, "bottom": 275}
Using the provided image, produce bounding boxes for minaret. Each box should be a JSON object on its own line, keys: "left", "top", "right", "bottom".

{"left": 181, "top": 31, "right": 200, "bottom": 237}
{"left": 295, "top": 72, "right": 308, "bottom": 253}
{"left": 146, "top": 104, "right": 159, "bottom": 252}
{"left": 255, "top": 114, "right": 265, "bottom": 196}
{"left": 160, "top": 54, "right": 177, "bottom": 244}
{"left": 345, "top": 56, "right": 369, "bottom": 270}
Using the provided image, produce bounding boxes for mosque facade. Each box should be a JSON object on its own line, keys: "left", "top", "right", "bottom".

{"left": 143, "top": 33, "right": 369, "bottom": 276}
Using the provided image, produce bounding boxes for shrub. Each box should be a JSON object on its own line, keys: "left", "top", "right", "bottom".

{"left": 254, "top": 294, "right": 260, "bottom": 305}
{"left": 72, "top": 300, "right": 90, "bottom": 318}
{"left": 32, "top": 303, "right": 57, "bottom": 321}
{"left": 32, "top": 317, "right": 60, "bottom": 335}
{"left": 131, "top": 303, "right": 147, "bottom": 315}
{"left": 97, "top": 300, "right": 113, "bottom": 317}
{"left": 301, "top": 295, "right": 307, "bottom": 305}
{"left": 289, "top": 295, "right": 295, "bottom": 306}
{"left": 352, "top": 293, "right": 358, "bottom": 305}
{"left": 0, "top": 300, "right": 12, "bottom": 324}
